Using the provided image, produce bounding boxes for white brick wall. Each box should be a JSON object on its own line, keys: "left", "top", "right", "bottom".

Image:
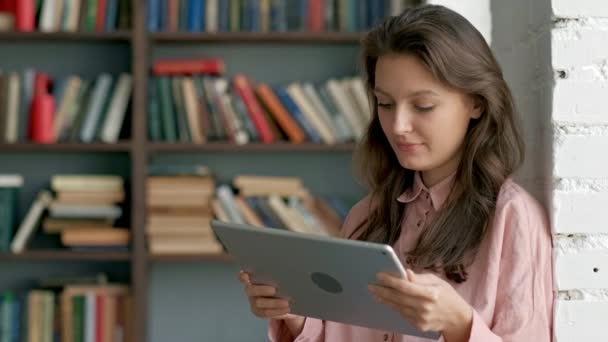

{"left": 551, "top": 0, "right": 608, "bottom": 340}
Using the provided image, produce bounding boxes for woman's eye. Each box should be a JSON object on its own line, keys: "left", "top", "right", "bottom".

{"left": 377, "top": 103, "right": 393, "bottom": 108}
{"left": 415, "top": 105, "right": 434, "bottom": 112}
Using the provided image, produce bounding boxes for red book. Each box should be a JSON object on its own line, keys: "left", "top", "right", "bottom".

{"left": 95, "top": 294, "right": 105, "bottom": 342}
{"left": 152, "top": 58, "right": 225, "bottom": 76}
{"left": 29, "top": 94, "right": 54, "bottom": 143}
{"left": 29, "top": 73, "right": 54, "bottom": 143}
{"left": 31, "top": 72, "right": 50, "bottom": 98}
{"left": 15, "top": 0, "right": 34, "bottom": 31}
{"left": 96, "top": 0, "right": 107, "bottom": 32}
{"left": 232, "top": 74, "right": 274, "bottom": 144}
{"left": 308, "top": 0, "right": 324, "bottom": 32}
{"left": 168, "top": 0, "right": 179, "bottom": 32}
{"left": 0, "top": 0, "right": 14, "bottom": 13}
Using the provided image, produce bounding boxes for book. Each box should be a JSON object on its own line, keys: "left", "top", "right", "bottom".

{"left": 10, "top": 190, "right": 52, "bottom": 253}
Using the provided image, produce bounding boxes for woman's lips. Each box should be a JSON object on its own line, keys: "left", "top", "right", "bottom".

{"left": 396, "top": 142, "right": 424, "bottom": 152}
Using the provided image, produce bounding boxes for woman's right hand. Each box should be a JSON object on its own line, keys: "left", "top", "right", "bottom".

{"left": 239, "top": 271, "right": 306, "bottom": 337}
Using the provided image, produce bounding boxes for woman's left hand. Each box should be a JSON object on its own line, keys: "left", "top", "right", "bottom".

{"left": 368, "top": 269, "right": 473, "bottom": 342}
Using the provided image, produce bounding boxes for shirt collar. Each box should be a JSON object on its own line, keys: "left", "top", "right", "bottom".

{"left": 396, "top": 171, "right": 456, "bottom": 210}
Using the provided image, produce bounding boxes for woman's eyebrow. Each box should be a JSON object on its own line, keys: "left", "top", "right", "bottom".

{"left": 373, "top": 87, "right": 439, "bottom": 98}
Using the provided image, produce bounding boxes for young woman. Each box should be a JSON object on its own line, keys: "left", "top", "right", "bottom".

{"left": 240, "top": 4, "right": 554, "bottom": 342}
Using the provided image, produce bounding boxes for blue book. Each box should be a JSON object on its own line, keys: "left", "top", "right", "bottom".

{"left": 245, "top": 197, "right": 274, "bottom": 228}
{"left": 299, "top": 0, "right": 307, "bottom": 31}
{"left": 10, "top": 295, "right": 21, "bottom": 342}
{"left": 147, "top": 0, "right": 161, "bottom": 32}
{"left": 250, "top": 0, "right": 260, "bottom": 32}
{"left": 274, "top": 87, "right": 321, "bottom": 143}
{"left": 188, "top": 0, "right": 204, "bottom": 32}
{"left": 158, "top": 0, "right": 167, "bottom": 31}
{"left": 241, "top": 0, "right": 251, "bottom": 31}
{"left": 369, "top": 0, "right": 386, "bottom": 28}
{"left": 104, "top": 0, "right": 119, "bottom": 31}
{"left": 270, "top": 0, "right": 287, "bottom": 32}
{"left": 218, "top": 0, "right": 230, "bottom": 31}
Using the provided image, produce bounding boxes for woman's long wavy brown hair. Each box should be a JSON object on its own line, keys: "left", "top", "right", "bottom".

{"left": 352, "top": 5, "right": 524, "bottom": 283}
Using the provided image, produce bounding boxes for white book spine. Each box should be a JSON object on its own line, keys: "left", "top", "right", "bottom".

{"left": 5, "top": 73, "right": 20, "bottom": 143}
{"left": 206, "top": 0, "right": 218, "bottom": 32}
{"left": 287, "top": 83, "right": 336, "bottom": 144}
{"left": 81, "top": 74, "right": 113, "bottom": 143}
{"left": 302, "top": 83, "right": 340, "bottom": 140}
{"left": 85, "top": 292, "right": 96, "bottom": 342}
{"left": 0, "top": 175, "right": 24, "bottom": 187}
{"left": 326, "top": 79, "right": 365, "bottom": 138}
{"left": 39, "top": 0, "right": 56, "bottom": 32}
{"left": 10, "top": 191, "right": 53, "bottom": 253}
{"left": 101, "top": 74, "right": 133, "bottom": 143}
{"left": 349, "top": 77, "right": 372, "bottom": 122}
{"left": 217, "top": 185, "right": 245, "bottom": 224}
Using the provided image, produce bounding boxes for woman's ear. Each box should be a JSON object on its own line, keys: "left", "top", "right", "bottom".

{"left": 470, "top": 97, "right": 483, "bottom": 119}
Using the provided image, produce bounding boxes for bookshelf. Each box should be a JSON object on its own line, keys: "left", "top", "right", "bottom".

{"left": 0, "top": 1, "right": 370, "bottom": 341}
{"left": 0, "top": 250, "right": 131, "bottom": 262}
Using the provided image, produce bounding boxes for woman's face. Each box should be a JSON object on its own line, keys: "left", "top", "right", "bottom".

{"left": 374, "top": 53, "right": 481, "bottom": 186}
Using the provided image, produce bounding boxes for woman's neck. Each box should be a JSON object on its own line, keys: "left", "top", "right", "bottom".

{"left": 421, "top": 151, "right": 462, "bottom": 188}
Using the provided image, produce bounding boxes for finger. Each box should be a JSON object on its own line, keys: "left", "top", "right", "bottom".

{"left": 239, "top": 271, "right": 251, "bottom": 285}
{"left": 376, "top": 273, "right": 435, "bottom": 301}
{"left": 261, "top": 308, "right": 290, "bottom": 318}
{"left": 369, "top": 284, "right": 421, "bottom": 311}
{"left": 376, "top": 295, "right": 417, "bottom": 318}
{"left": 246, "top": 284, "right": 277, "bottom": 298}
{"left": 253, "top": 297, "right": 290, "bottom": 309}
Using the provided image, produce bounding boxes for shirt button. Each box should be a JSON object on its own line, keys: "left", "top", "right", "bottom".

{"left": 383, "top": 333, "right": 389, "bottom": 341}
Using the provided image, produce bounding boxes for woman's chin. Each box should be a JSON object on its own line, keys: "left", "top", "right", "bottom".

{"left": 396, "top": 156, "right": 431, "bottom": 172}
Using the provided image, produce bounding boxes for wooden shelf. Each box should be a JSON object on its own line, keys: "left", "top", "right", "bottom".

{"left": 147, "top": 142, "right": 357, "bottom": 153}
{"left": 0, "top": 142, "right": 132, "bottom": 152}
{"left": 0, "top": 250, "right": 131, "bottom": 262}
{"left": 151, "top": 31, "right": 363, "bottom": 44}
{"left": 148, "top": 253, "right": 233, "bottom": 262}
{"left": 0, "top": 31, "right": 131, "bottom": 42}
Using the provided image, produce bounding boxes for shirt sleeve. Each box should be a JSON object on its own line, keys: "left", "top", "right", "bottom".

{"left": 466, "top": 194, "right": 554, "bottom": 341}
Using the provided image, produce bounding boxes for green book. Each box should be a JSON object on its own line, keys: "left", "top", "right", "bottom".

{"left": 148, "top": 79, "right": 162, "bottom": 141}
{"left": 157, "top": 77, "right": 177, "bottom": 142}
{"left": 1, "top": 292, "right": 13, "bottom": 342}
{"left": 171, "top": 77, "right": 191, "bottom": 143}
{"left": 230, "top": 0, "right": 241, "bottom": 32}
{"left": 0, "top": 185, "right": 19, "bottom": 252}
{"left": 179, "top": 0, "right": 188, "bottom": 31}
{"left": 85, "top": 0, "right": 98, "bottom": 31}
{"left": 72, "top": 295, "right": 85, "bottom": 342}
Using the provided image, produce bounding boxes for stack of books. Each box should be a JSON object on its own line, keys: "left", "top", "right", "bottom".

{"left": 46, "top": 175, "right": 129, "bottom": 252}
{"left": 146, "top": 164, "right": 223, "bottom": 255}
{"left": 148, "top": 57, "right": 370, "bottom": 144}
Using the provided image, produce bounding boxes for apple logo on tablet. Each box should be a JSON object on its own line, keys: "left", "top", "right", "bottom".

{"left": 311, "top": 272, "right": 343, "bottom": 294}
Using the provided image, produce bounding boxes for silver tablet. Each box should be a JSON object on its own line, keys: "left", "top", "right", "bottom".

{"left": 211, "top": 220, "right": 440, "bottom": 339}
